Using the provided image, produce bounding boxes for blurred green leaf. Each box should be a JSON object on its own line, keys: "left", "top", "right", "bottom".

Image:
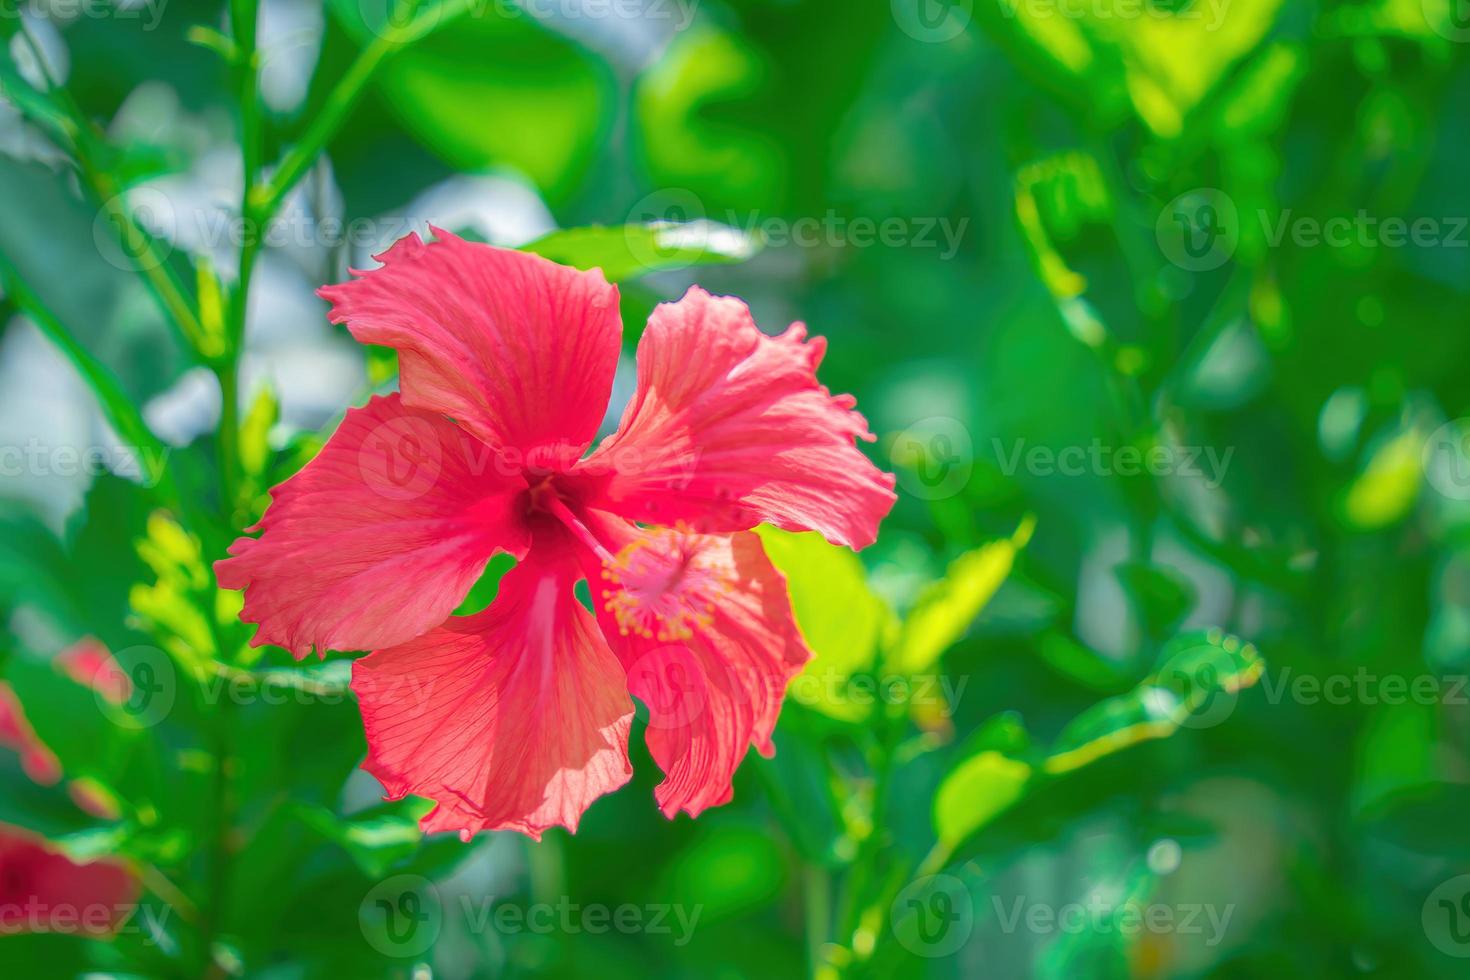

{"left": 522, "top": 222, "right": 761, "bottom": 282}
{"left": 293, "top": 799, "right": 429, "bottom": 878}
{"left": 933, "top": 750, "right": 1032, "bottom": 849}
{"left": 757, "top": 527, "right": 893, "bottom": 722}
{"left": 1045, "top": 630, "right": 1265, "bottom": 775}
{"left": 887, "top": 516, "right": 1034, "bottom": 675}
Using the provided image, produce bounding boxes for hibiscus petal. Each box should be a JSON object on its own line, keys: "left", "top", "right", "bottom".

{"left": 56, "top": 638, "right": 131, "bottom": 706}
{"left": 215, "top": 393, "right": 531, "bottom": 658}
{"left": 319, "top": 230, "right": 622, "bottom": 466}
{"left": 592, "top": 524, "right": 811, "bottom": 818}
{"left": 354, "top": 544, "right": 634, "bottom": 840}
{"left": 0, "top": 682, "right": 61, "bottom": 787}
{"left": 0, "top": 824, "right": 139, "bottom": 937}
{"left": 576, "top": 287, "right": 897, "bottom": 550}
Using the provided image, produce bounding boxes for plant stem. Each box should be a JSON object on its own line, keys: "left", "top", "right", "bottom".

{"left": 215, "top": 0, "right": 266, "bottom": 516}
{"left": 251, "top": 0, "right": 466, "bottom": 219}
{"left": 6, "top": 23, "right": 207, "bottom": 357}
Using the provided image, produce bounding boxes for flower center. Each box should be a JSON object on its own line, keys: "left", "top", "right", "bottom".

{"left": 601, "top": 526, "right": 731, "bottom": 642}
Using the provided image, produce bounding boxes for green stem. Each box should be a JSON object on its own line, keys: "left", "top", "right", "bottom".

{"left": 7, "top": 23, "right": 207, "bottom": 357}
{"left": 251, "top": 0, "right": 467, "bottom": 218}
{"left": 217, "top": 0, "right": 265, "bottom": 515}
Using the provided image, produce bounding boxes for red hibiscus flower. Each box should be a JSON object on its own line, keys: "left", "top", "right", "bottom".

{"left": 216, "top": 230, "right": 896, "bottom": 840}
{"left": 0, "top": 824, "right": 139, "bottom": 937}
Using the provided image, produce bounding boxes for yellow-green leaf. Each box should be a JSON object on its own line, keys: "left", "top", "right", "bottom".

{"left": 888, "top": 516, "right": 1035, "bottom": 675}
{"left": 756, "top": 527, "right": 893, "bottom": 722}
{"left": 933, "top": 751, "right": 1032, "bottom": 849}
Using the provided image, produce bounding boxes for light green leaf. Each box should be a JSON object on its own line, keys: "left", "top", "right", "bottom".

{"left": 933, "top": 751, "right": 1032, "bottom": 849}
{"left": 1340, "top": 426, "right": 1422, "bottom": 530}
{"left": 1044, "top": 630, "right": 1264, "bottom": 775}
{"left": 756, "top": 527, "right": 892, "bottom": 722}
{"left": 888, "top": 516, "right": 1035, "bottom": 675}
{"left": 293, "top": 800, "right": 432, "bottom": 878}
{"left": 522, "top": 222, "right": 760, "bottom": 283}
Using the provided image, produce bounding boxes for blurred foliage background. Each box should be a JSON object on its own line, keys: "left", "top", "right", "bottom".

{"left": 3, "top": 0, "right": 1470, "bottom": 977}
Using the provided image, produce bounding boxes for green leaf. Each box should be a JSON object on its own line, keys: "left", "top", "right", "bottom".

{"left": 521, "top": 222, "right": 761, "bottom": 282}
{"left": 933, "top": 750, "right": 1032, "bottom": 849}
{"left": 755, "top": 527, "right": 892, "bottom": 721}
{"left": 293, "top": 799, "right": 431, "bottom": 878}
{"left": 887, "top": 516, "right": 1034, "bottom": 675}
{"left": 1044, "top": 630, "right": 1264, "bottom": 775}
{"left": 1339, "top": 425, "right": 1423, "bottom": 531}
